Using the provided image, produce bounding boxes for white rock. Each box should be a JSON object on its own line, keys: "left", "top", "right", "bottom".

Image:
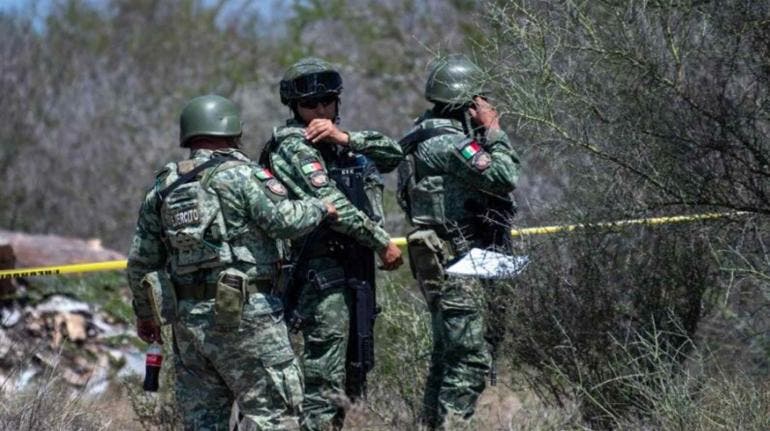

{"left": 0, "top": 329, "right": 11, "bottom": 358}
{"left": 0, "top": 307, "right": 21, "bottom": 327}
{"left": 35, "top": 295, "right": 91, "bottom": 314}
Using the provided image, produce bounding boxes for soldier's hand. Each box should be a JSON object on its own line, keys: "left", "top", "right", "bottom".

{"left": 136, "top": 318, "right": 163, "bottom": 344}
{"left": 377, "top": 241, "right": 403, "bottom": 271}
{"left": 469, "top": 96, "right": 500, "bottom": 131}
{"left": 305, "top": 119, "right": 350, "bottom": 145}
{"left": 324, "top": 202, "right": 339, "bottom": 221}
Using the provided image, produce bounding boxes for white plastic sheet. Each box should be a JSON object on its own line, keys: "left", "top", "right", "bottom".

{"left": 445, "top": 248, "right": 529, "bottom": 279}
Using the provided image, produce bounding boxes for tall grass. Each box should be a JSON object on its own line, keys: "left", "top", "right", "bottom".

{"left": 0, "top": 351, "right": 109, "bottom": 431}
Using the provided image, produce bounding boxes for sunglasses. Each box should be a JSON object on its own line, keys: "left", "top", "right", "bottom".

{"left": 298, "top": 95, "right": 339, "bottom": 109}
{"left": 282, "top": 71, "right": 343, "bottom": 98}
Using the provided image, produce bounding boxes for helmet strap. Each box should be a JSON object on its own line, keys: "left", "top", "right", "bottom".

{"left": 288, "top": 100, "right": 342, "bottom": 125}
{"left": 334, "top": 100, "right": 341, "bottom": 124}
{"left": 289, "top": 102, "right": 303, "bottom": 123}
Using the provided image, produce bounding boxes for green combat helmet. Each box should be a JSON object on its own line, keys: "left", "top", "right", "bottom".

{"left": 179, "top": 95, "right": 242, "bottom": 147}
{"left": 279, "top": 57, "right": 343, "bottom": 105}
{"left": 425, "top": 54, "right": 488, "bottom": 106}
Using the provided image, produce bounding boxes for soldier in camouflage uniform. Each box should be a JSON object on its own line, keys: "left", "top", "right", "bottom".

{"left": 397, "top": 55, "right": 521, "bottom": 429}
{"left": 127, "top": 95, "right": 337, "bottom": 430}
{"left": 261, "top": 57, "right": 403, "bottom": 430}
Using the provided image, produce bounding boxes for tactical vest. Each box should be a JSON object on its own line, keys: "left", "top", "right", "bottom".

{"left": 398, "top": 120, "right": 516, "bottom": 249}
{"left": 305, "top": 146, "right": 382, "bottom": 259}
{"left": 157, "top": 158, "right": 241, "bottom": 275}
{"left": 326, "top": 149, "right": 381, "bottom": 221}
{"left": 397, "top": 121, "right": 457, "bottom": 227}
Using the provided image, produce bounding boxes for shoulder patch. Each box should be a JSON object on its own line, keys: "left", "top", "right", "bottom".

{"left": 309, "top": 172, "right": 329, "bottom": 187}
{"left": 455, "top": 139, "right": 492, "bottom": 171}
{"left": 473, "top": 152, "right": 492, "bottom": 171}
{"left": 254, "top": 167, "right": 274, "bottom": 181}
{"left": 456, "top": 139, "right": 483, "bottom": 160}
{"left": 301, "top": 160, "right": 324, "bottom": 175}
{"left": 265, "top": 178, "right": 288, "bottom": 195}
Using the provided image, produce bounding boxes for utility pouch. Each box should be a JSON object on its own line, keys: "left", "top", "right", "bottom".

{"left": 142, "top": 271, "right": 177, "bottom": 326}
{"left": 409, "top": 175, "right": 447, "bottom": 225}
{"left": 214, "top": 268, "right": 247, "bottom": 329}
{"left": 306, "top": 267, "right": 347, "bottom": 291}
{"left": 407, "top": 229, "right": 449, "bottom": 301}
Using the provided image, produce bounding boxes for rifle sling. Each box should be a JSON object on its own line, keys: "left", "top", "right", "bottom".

{"left": 156, "top": 155, "right": 237, "bottom": 208}
{"left": 398, "top": 127, "right": 456, "bottom": 155}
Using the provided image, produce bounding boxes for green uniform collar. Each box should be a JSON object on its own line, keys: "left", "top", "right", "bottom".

{"left": 415, "top": 110, "right": 464, "bottom": 131}
{"left": 273, "top": 119, "right": 306, "bottom": 142}
{"left": 189, "top": 147, "right": 250, "bottom": 162}
{"left": 285, "top": 118, "right": 305, "bottom": 128}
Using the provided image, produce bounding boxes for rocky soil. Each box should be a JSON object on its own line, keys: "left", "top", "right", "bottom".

{"left": 0, "top": 230, "right": 141, "bottom": 397}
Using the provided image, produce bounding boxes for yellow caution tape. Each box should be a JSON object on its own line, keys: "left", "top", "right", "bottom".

{"left": 0, "top": 259, "right": 128, "bottom": 280}
{"left": 389, "top": 211, "right": 746, "bottom": 247}
{"left": 0, "top": 211, "right": 748, "bottom": 279}
{"left": 508, "top": 211, "right": 748, "bottom": 238}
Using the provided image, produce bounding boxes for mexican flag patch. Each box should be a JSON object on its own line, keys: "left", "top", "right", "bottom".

{"left": 255, "top": 168, "right": 274, "bottom": 180}
{"left": 301, "top": 161, "right": 324, "bottom": 174}
{"left": 459, "top": 141, "right": 482, "bottom": 160}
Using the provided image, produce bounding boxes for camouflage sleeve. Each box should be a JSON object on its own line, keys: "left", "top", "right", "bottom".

{"left": 445, "top": 129, "right": 520, "bottom": 196}
{"left": 208, "top": 164, "right": 327, "bottom": 240}
{"left": 347, "top": 130, "right": 404, "bottom": 173}
{"left": 240, "top": 166, "right": 327, "bottom": 239}
{"left": 271, "top": 137, "right": 390, "bottom": 251}
{"left": 126, "top": 188, "right": 167, "bottom": 320}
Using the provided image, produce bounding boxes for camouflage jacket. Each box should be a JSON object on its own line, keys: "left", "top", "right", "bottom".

{"left": 264, "top": 119, "right": 402, "bottom": 252}
{"left": 126, "top": 148, "right": 327, "bottom": 319}
{"left": 398, "top": 111, "right": 520, "bottom": 241}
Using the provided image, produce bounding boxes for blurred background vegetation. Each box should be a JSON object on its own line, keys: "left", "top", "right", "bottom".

{"left": 1, "top": 0, "right": 768, "bottom": 429}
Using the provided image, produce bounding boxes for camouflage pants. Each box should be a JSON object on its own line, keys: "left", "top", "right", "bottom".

{"left": 173, "top": 293, "right": 303, "bottom": 431}
{"left": 296, "top": 258, "right": 350, "bottom": 431}
{"left": 420, "top": 277, "right": 491, "bottom": 429}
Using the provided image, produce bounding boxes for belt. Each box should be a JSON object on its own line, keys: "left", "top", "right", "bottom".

{"left": 175, "top": 279, "right": 274, "bottom": 301}
{"left": 249, "top": 279, "right": 274, "bottom": 295}
{"left": 175, "top": 283, "right": 218, "bottom": 301}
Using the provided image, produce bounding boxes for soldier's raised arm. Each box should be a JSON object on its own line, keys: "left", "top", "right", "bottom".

{"left": 444, "top": 127, "right": 520, "bottom": 196}
{"left": 345, "top": 130, "right": 403, "bottom": 173}
{"left": 269, "top": 136, "right": 391, "bottom": 251}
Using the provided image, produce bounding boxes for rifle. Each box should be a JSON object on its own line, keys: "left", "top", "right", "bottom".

{"left": 282, "top": 230, "right": 378, "bottom": 400}
{"left": 325, "top": 150, "right": 380, "bottom": 401}
{"left": 344, "top": 275, "right": 376, "bottom": 400}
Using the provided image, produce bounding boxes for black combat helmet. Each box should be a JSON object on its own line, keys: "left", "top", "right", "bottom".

{"left": 279, "top": 57, "right": 343, "bottom": 105}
